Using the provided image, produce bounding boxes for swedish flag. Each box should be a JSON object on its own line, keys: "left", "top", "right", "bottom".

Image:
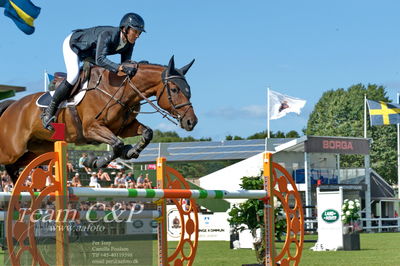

{"left": 0, "top": 0, "right": 41, "bottom": 35}
{"left": 367, "top": 99, "right": 400, "bottom": 126}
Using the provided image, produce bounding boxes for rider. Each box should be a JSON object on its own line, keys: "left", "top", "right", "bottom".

{"left": 41, "top": 13, "right": 145, "bottom": 130}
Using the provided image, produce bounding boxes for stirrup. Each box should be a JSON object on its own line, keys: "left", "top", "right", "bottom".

{"left": 42, "top": 114, "right": 56, "bottom": 131}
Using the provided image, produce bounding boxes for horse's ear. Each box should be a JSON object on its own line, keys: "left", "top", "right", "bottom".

{"left": 180, "top": 59, "right": 195, "bottom": 75}
{"left": 167, "top": 55, "right": 175, "bottom": 75}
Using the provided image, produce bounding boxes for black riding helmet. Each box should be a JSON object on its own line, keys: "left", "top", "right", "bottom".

{"left": 120, "top": 13, "right": 145, "bottom": 32}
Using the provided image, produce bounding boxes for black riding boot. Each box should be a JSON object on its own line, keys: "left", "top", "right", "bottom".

{"left": 41, "top": 79, "right": 73, "bottom": 130}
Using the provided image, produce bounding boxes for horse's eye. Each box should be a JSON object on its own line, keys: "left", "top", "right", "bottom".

{"left": 171, "top": 87, "right": 178, "bottom": 93}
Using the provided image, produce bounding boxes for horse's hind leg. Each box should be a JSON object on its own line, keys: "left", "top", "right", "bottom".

{"left": 82, "top": 124, "right": 124, "bottom": 168}
{"left": 5, "top": 151, "right": 39, "bottom": 184}
{"left": 118, "top": 120, "right": 153, "bottom": 160}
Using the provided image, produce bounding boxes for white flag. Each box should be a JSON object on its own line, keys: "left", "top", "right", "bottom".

{"left": 269, "top": 89, "right": 306, "bottom": 120}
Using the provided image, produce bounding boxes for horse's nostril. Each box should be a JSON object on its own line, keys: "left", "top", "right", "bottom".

{"left": 187, "top": 119, "right": 192, "bottom": 127}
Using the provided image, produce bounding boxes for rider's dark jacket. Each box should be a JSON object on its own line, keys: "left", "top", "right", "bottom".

{"left": 69, "top": 26, "right": 134, "bottom": 73}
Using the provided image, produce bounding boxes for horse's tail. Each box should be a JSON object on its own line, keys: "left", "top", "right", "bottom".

{"left": 0, "top": 100, "right": 16, "bottom": 116}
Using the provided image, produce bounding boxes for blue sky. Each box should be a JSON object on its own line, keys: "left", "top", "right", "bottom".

{"left": 1, "top": 1, "right": 400, "bottom": 141}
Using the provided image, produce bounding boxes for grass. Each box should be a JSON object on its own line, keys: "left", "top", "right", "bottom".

{"left": 1, "top": 233, "right": 399, "bottom": 265}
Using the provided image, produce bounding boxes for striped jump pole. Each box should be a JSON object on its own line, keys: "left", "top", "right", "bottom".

{"left": 68, "top": 187, "right": 267, "bottom": 199}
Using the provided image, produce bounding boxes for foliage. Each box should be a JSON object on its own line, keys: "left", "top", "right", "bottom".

{"left": 341, "top": 199, "right": 361, "bottom": 233}
{"left": 68, "top": 130, "right": 212, "bottom": 151}
{"left": 227, "top": 175, "right": 287, "bottom": 264}
{"left": 168, "top": 160, "right": 238, "bottom": 179}
{"left": 226, "top": 130, "right": 301, "bottom": 141}
{"left": 225, "top": 135, "right": 244, "bottom": 140}
{"left": 306, "top": 83, "right": 397, "bottom": 184}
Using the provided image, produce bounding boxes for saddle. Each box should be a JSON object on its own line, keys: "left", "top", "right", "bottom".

{"left": 36, "top": 62, "right": 92, "bottom": 108}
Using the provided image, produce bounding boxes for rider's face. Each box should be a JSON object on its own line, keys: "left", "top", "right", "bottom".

{"left": 126, "top": 28, "right": 141, "bottom": 44}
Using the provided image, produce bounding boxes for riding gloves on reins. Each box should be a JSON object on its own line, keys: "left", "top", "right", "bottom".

{"left": 121, "top": 65, "right": 137, "bottom": 76}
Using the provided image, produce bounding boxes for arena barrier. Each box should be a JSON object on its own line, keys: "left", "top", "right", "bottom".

{"left": 5, "top": 141, "right": 304, "bottom": 266}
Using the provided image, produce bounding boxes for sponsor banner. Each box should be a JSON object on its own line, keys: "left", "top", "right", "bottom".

{"left": 146, "top": 164, "right": 156, "bottom": 170}
{"left": 305, "top": 136, "right": 369, "bottom": 155}
{"left": 315, "top": 187, "right": 343, "bottom": 250}
{"left": 125, "top": 218, "right": 158, "bottom": 235}
{"left": 167, "top": 206, "right": 230, "bottom": 241}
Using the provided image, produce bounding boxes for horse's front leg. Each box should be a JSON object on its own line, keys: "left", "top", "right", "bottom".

{"left": 118, "top": 120, "right": 153, "bottom": 160}
{"left": 82, "top": 124, "right": 124, "bottom": 168}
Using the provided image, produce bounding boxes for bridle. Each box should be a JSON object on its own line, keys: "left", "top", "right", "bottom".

{"left": 159, "top": 71, "right": 192, "bottom": 119}
{"left": 93, "top": 66, "right": 193, "bottom": 126}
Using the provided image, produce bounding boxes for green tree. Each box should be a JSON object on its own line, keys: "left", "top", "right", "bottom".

{"left": 246, "top": 130, "right": 301, "bottom": 139}
{"left": 306, "top": 83, "right": 397, "bottom": 183}
{"left": 228, "top": 175, "right": 286, "bottom": 264}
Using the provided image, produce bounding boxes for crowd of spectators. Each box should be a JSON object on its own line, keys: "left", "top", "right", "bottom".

{"left": 0, "top": 152, "right": 155, "bottom": 192}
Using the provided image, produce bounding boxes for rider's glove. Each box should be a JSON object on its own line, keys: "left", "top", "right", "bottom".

{"left": 121, "top": 65, "right": 137, "bottom": 76}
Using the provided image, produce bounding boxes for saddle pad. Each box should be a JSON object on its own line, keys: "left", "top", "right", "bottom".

{"left": 36, "top": 81, "right": 88, "bottom": 108}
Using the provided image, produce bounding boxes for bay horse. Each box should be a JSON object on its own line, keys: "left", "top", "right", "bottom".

{"left": 0, "top": 56, "right": 198, "bottom": 183}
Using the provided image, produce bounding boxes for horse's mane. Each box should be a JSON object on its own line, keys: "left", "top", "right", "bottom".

{"left": 137, "top": 61, "right": 167, "bottom": 68}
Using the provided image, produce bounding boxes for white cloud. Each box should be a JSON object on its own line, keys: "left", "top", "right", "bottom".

{"left": 206, "top": 105, "right": 266, "bottom": 119}
{"left": 241, "top": 105, "right": 266, "bottom": 118}
{"left": 157, "top": 122, "right": 179, "bottom": 131}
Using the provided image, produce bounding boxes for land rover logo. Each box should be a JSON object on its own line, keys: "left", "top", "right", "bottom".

{"left": 132, "top": 220, "right": 144, "bottom": 228}
{"left": 322, "top": 209, "right": 339, "bottom": 223}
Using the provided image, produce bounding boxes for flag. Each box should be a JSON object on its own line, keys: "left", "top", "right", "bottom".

{"left": 269, "top": 89, "right": 306, "bottom": 120}
{"left": 1, "top": 0, "right": 41, "bottom": 35}
{"left": 367, "top": 99, "right": 400, "bottom": 126}
{"left": 46, "top": 73, "right": 54, "bottom": 83}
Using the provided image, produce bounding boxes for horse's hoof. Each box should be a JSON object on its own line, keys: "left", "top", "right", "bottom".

{"left": 121, "top": 145, "right": 138, "bottom": 159}
{"left": 84, "top": 153, "right": 97, "bottom": 168}
{"left": 127, "top": 149, "right": 140, "bottom": 159}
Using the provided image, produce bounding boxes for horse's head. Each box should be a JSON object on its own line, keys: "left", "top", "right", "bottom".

{"left": 156, "top": 56, "right": 198, "bottom": 131}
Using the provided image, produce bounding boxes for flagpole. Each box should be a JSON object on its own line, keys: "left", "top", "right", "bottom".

{"left": 364, "top": 94, "right": 367, "bottom": 138}
{"left": 44, "top": 69, "right": 47, "bottom": 92}
{"left": 267, "top": 87, "right": 270, "bottom": 138}
{"left": 397, "top": 92, "right": 400, "bottom": 199}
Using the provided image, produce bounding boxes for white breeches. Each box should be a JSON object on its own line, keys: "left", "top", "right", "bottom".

{"left": 62, "top": 33, "right": 80, "bottom": 85}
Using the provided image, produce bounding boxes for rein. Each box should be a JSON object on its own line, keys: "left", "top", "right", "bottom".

{"left": 93, "top": 65, "right": 193, "bottom": 127}
{"left": 126, "top": 77, "right": 179, "bottom": 125}
{"left": 93, "top": 73, "right": 179, "bottom": 125}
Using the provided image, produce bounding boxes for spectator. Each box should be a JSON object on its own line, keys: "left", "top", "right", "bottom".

{"left": 66, "top": 154, "right": 76, "bottom": 173}
{"left": 113, "top": 172, "right": 126, "bottom": 188}
{"left": 89, "top": 173, "right": 101, "bottom": 188}
{"left": 78, "top": 153, "right": 92, "bottom": 174}
{"left": 97, "top": 169, "right": 111, "bottom": 181}
{"left": 126, "top": 172, "right": 136, "bottom": 188}
{"left": 126, "top": 172, "right": 135, "bottom": 182}
{"left": 128, "top": 180, "right": 137, "bottom": 189}
{"left": 1, "top": 171, "right": 10, "bottom": 189}
{"left": 136, "top": 174, "right": 144, "bottom": 188}
{"left": 143, "top": 174, "right": 152, "bottom": 189}
{"left": 71, "top": 173, "right": 82, "bottom": 187}
{"left": 3, "top": 179, "right": 13, "bottom": 192}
